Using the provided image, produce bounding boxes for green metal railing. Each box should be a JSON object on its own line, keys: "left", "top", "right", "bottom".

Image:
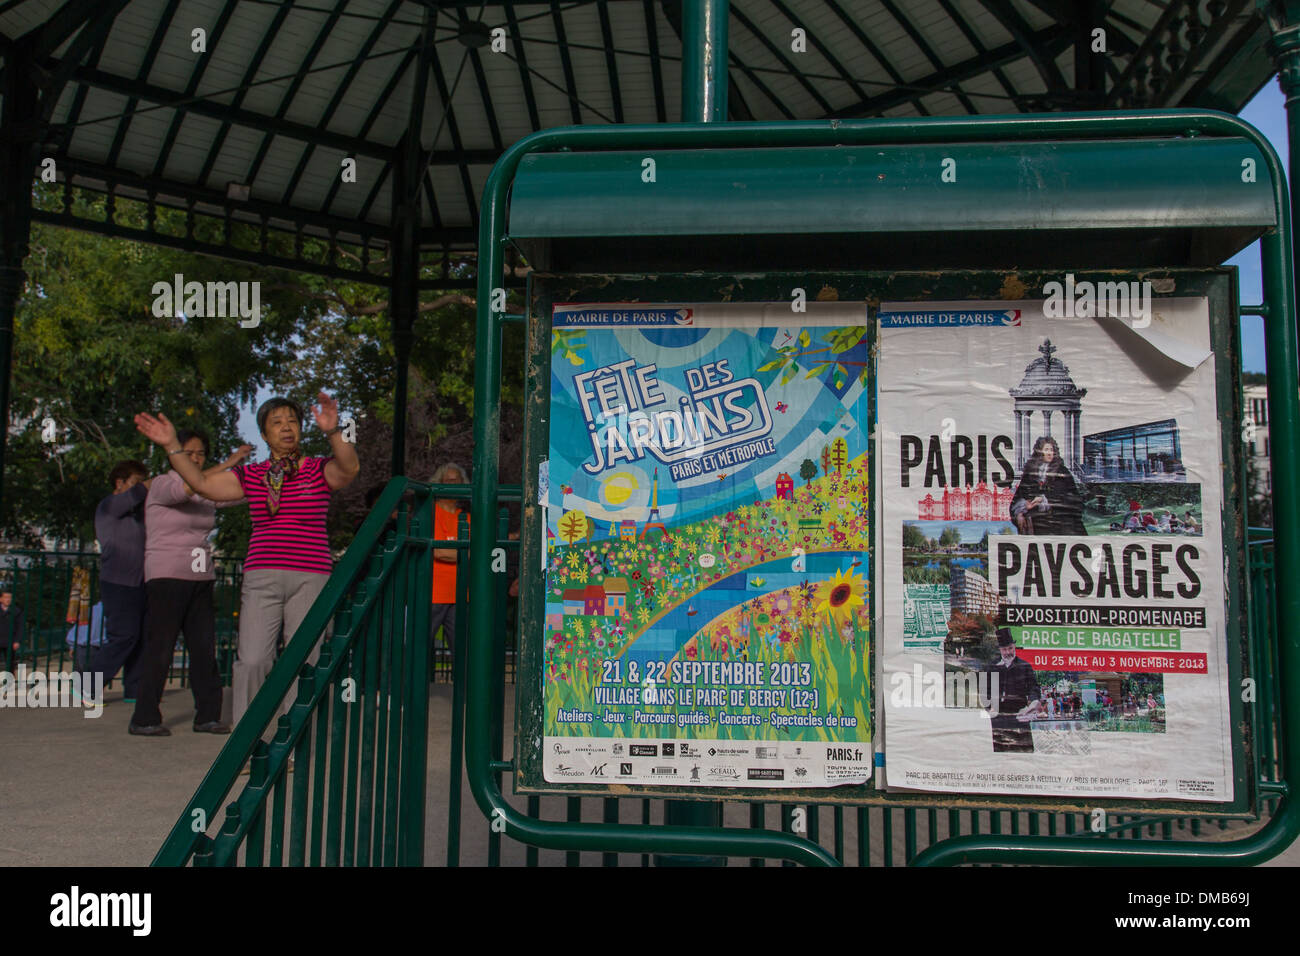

{"left": 0, "top": 542, "right": 478, "bottom": 687}
{"left": 470, "top": 110, "right": 1300, "bottom": 866}
{"left": 0, "top": 550, "right": 243, "bottom": 685}
{"left": 151, "top": 481, "right": 520, "bottom": 866}
{"left": 153, "top": 480, "right": 434, "bottom": 865}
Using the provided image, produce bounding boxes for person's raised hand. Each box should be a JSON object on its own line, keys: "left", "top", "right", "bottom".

{"left": 231, "top": 444, "right": 254, "bottom": 464}
{"left": 312, "top": 391, "right": 339, "bottom": 433}
{"left": 134, "top": 412, "right": 178, "bottom": 448}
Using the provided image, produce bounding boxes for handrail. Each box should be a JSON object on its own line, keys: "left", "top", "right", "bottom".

{"left": 471, "top": 110, "right": 1299, "bottom": 866}
{"left": 153, "top": 477, "right": 426, "bottom": 865}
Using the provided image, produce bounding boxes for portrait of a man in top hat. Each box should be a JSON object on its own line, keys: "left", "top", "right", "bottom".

{"left": 985, "top": 627, "right": 1042, "bottom": 753}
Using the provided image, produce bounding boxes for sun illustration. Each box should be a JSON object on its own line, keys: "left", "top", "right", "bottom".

{"left": 815, "top": 567, "right": 866, "bottom": 618}
{"left": 601, "top": 471, "right": 639, "bottom": 507}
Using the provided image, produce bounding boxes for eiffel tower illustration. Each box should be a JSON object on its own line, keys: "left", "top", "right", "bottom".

{"left": 640, "top": 468, "right": 671, "bottom": 540}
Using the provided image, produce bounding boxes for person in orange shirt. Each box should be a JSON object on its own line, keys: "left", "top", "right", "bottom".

{"left": 430, "top": 463, "right": 469, "bottom": 650}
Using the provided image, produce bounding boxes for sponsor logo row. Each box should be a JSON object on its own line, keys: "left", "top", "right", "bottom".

{"left": 556, "top": 762, "right": 805, "bottom": 782}
{"left": 552, "top": 741, "right": 866, "bottom": 763}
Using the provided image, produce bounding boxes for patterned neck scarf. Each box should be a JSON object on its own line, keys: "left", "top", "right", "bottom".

{"left": 263, "top": 451, "right": 302, "bottom": 516}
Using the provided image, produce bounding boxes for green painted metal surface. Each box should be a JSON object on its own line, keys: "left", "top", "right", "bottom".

{"left": 680, "top": 0, "right": 729, "bottom": 124}
{"left": 152, "top": 480, "right": 442, "bottom": 866}
{"left": 508, "top": 139, "right": 1276, "bottom": 240}
{"left": 472, "top": 110, "right": 1300, "bottom": 866}
{"left": 514, "top": 267, "right": 1256, "bottom": 822}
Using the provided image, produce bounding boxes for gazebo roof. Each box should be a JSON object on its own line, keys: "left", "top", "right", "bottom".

{"left": 0, "top": 1, "right": 1279, "bottom": 282}
{"left": 1011, "top": 338, "right": 1086, "bottom": 398}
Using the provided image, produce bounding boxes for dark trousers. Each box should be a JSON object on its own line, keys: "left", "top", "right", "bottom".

{"left": 90, "top": 581, "right": 146, "bottom": 699}
{"left": 429, "top": 603, "right": 457, "bottom": 647}
{"left": 132, "top": 579, "right": 222, "bottom": 727}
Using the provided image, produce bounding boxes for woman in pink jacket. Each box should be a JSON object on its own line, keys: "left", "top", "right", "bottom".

{"left": 128, "top": 429, "right": 250, "bottom": 737}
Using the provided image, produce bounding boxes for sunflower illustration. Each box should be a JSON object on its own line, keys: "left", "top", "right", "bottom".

{"left": 815, "top": 567, "right": 866, "bottom": 619}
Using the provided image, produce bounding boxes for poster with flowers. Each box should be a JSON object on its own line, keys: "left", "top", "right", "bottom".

{"left": 542, "top": 302, "right": 873, "bottom": 788}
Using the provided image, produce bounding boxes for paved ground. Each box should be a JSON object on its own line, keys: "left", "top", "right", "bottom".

{"left": 1, "top": 680, "right": 1296, "bottom": 867}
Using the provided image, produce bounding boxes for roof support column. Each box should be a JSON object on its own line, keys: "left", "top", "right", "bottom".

{"left": 0, "top": 51, "right": 39, "bottom": 512}
{"left": 680, "top": 0, "right": 730, "bottom": 122}
{"left": 1266, "top": 5, "right": 1300, "bottom": 360}
{"left": 389, "top": 10, "right": 434, "bottom": 478}
{"left": 665, "top": 0, "right": 730, "bottom": 865}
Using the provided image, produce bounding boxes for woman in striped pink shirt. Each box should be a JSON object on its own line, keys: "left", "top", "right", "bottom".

{"left": 135, "top": 392, "right": 360, "bottom": 726}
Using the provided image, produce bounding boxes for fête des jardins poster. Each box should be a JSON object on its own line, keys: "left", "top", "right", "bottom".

{"left": 542, "top": 302, "right": 873, "bottom": 788}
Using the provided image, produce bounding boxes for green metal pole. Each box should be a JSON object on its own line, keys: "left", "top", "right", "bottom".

{"left": 445, "top": 512, "right": 470, "bottom": 866}
{"left": 387, "top": 8, "right": 432, "bottom": 479}
{"left": 665, "top": 0, "right": 732, "bottom": 863}
{"left": 1267, "top": 13, "right": 1300, "bottom": 351}
{"left": 0, "top": 48, "right": 37, "bottom": 514}
{"left": 680, "top": 0, "right": 729, "bottom": 123}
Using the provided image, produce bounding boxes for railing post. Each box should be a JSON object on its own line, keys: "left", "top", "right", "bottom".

{"left": 486, "top": 508, "right": 511, "bottom": 866}
{"left": 400, "top": 490, "right": 433, "bottom": 865}
{"left": 446, "top": 511, "right": 471, "bottom": 865}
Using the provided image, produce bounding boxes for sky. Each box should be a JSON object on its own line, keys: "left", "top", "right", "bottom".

{"left": 235, "top": 386, "right": 274, "bottom": 452}
{"left": 234, "top": 85, "right": 1286, "bottom": 445}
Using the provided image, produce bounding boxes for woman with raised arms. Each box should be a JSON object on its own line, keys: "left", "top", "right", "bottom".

{"left": 135, "top": 393, "right": 359, "bottom": 728}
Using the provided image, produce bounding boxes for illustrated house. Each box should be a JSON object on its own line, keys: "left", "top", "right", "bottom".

{"left": 775, "top": 473, "right": 794, "bottom": 500}
{"left": 584, "top": 584, "right": 607, "bottom": 616}
{"left": 619, "top": 519, "right": 638, "bottom": 539}
{"left": 562, "top": 589, "right": 586, "bottom": 616}
{"left": 603, "top": 577, "right": 629, "bottom": 616}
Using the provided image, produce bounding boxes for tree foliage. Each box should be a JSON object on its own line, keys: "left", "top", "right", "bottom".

{"left": 4, "top": 187, "right": 525, "bottom": 552}
{"left": 5, "top": 199, "right": 321, "bottom": 544}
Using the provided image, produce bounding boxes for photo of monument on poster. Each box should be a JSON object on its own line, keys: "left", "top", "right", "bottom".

{"left": 878, "top": 299, "right": 1233, "bottom": 801}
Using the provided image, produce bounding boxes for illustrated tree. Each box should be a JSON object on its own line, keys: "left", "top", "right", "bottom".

{"left": 5, "top": 198, "right": 310, "bottom": 547}
{"left": 820, "top": 443, "right": 831, "bottom": 475}
{"left": 799, "top": 458, "right": 818, "bottom": 485}
{"left": 558, "top": 509, "right": 588, "bottom": 545}
{"left": 830, "top": 437, "right": 848, "bottom": 473}
{"left": 756, "top": 326, "right": 869, "bottom": 389}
